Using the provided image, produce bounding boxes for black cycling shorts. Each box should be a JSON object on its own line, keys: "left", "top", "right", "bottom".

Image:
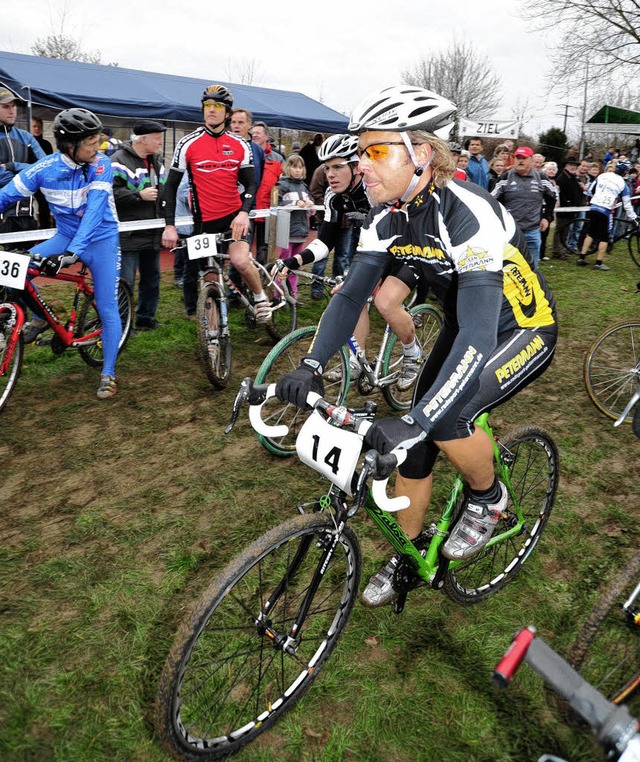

{"left": 198, "top": 211, "right": 249, "bottom": 244}
{"left": 399, "top": 324, "right": 558, "bottom": 480}
{"left": 584, "top": 209, "right": 611, "bottom": 244}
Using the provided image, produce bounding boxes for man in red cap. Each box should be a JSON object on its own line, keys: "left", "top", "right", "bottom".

{"left": 491, "top": 146, "right": 557, "bottom": 266}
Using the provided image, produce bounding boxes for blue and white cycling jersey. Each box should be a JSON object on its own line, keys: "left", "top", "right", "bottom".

{"left": 0, "top": 151, "right": 119, "bottom": 257}
{"left": 590, "top": 172, "right": 637, "bottom": 219}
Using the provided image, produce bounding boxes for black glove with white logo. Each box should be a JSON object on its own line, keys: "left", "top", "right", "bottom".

{"left": 364, "top": 415, "right": 426, "bottom": 455}
{"left": 275, "top": 357, "right": 324, "bottom": 409}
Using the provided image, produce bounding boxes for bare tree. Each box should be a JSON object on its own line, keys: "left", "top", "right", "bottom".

{"left": 31, "top": 34, "right": 103, "bottom": 64}
{"left": 519, "top": 0, "right": 640, "bottom": 83}
{"left": 510, "top": 96, "right": 537, "bottom": 135}
{"left": 401, "top": 40, "right": 502, "bottom": 118}
{"left": 225, "top": 58, "right": 263, "bottom": 85}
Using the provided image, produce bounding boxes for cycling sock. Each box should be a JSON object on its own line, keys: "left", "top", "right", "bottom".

{"left": 469, "top": 478, "right": 500, "bottom": 505}
{"left": 254, "top": 291, "right": 267, "bottom": 303}
{"left": 402, "top": 339, "right": 420, "bottom": 358}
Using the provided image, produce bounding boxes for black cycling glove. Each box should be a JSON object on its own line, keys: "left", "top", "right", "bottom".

{"left": 281, "top": 256, "right": 301, "bottom": 271}
{"left": 275, "top": 357, "right": 324, "bottom": 409}
{"left": 364, "top": 414, "right": 426, "bottom": 455}
{"left": 40, "top": 252, "right": 77, "bottom": 277}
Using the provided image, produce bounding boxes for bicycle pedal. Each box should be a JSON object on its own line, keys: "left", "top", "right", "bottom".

{"left": 392, "top": 592, "right": 407, "bottom": 615}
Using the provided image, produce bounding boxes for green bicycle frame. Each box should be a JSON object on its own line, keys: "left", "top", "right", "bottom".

{"left": 361, "top": 413, "right": 525, "bottom": 584}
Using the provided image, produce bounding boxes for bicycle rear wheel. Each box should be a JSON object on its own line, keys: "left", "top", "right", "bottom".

{"left": 627, "top": 231, "right": 640, "bottom": 268}
{"left": 196, "top": 284, "right": 232, "bottom": 389}
{"left": 155, "top": 512, "right": 361, "bottom": 761}
{"left": 443, "top": 426, "right": 559, "bottom": 604}
{"left": 254, "top": 325, "right": 350, "bottom": 456}
{"left": 584, "top": 320, "right": 640, "bottom": 422}
{"left": 559, "top": 215, "right": 588, "bottom": 253}
{"left": 0, "top": 306, "right": 23, "bottom": 413}
{"left": 567, "top": 552, "right": 640, "bottom": 716}
{"left": 381, "top": 304, "right": 443, "bottom": 411}
{"left": 77, "top": 278, "right": 134, "bottom": 368}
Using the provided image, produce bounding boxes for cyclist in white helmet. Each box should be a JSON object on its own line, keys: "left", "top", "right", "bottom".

{"left": 277, "top": 132, "right": 422, "bottom": 387}
{"left": 276, "top": 85, "right": 558, "bottom": 607}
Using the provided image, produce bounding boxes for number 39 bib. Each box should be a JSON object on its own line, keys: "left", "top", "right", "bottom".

{"left": 295, "top": 411, "right": 362, "bottom": 495}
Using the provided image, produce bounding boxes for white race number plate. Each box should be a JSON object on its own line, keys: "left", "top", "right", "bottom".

{"left": 186, "top": 233, "right": 218, "bottom": 260}
{"left": 0, "top": 251, "right": 30, "bottom": 289}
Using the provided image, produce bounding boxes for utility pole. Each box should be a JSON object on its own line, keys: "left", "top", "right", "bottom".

{"left": 557, "top": 104, "right": 571, "bottom": 134}
{"left": 579, "top": 61, "right": 590, "bottom": 159}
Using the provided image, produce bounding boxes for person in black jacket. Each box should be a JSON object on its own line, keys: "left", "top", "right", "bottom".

{"left": 552, "top": 157, "right": 583, "bottom": 259}
{"left": 111, "top": 119, "right": 167, "bottom": 330}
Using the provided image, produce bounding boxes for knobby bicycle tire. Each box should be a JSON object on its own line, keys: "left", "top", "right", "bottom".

{"left": 382, "top": 304, "right": 443, "bottom": 411}
{"left": 633, "top": 399, "right": 640, "bottom": 438}
{"left": 443, "top": 426, "right": 559, "bottom": 604}
{"left": 156, "top": 512, "right": 361, "bottom": 761}
{"left": 254, "top": 325, "right": 350, "bottom": 456}
{"left": 567, "top": 552, "right": 640, "bottom": 716}
{"left": 627, "top": 231, "right": 640, "bottom": 269}
{"left": 558, "top": 214, "right": 588, "bottom": 254}
{"left": 196, "top": 283, "right": 232, "bottom": 389}
{"left": 0, "top": 306, "right": 24, "bottom": 413}
{"left": 584, "top": 320, "right": 640, "bottom": 422}
{"left": 77, "top": 278, "right": 134, "bottom": 368}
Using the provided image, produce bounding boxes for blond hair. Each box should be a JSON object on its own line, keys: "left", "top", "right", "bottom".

{"left": 408, "top": 130, "right": 456, "bottom": 188}
{"left": 282, "top": 154, "right": 307, "bottom": 179}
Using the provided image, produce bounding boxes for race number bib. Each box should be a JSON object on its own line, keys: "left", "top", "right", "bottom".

{"left": 0, "top": 251, "right": 30, "bottom": 289}
{"left": 186, "top": 233, "right": 218, "bottom": 260}
{"left": 295, "top": 411, "right": 361, "bottom": 495}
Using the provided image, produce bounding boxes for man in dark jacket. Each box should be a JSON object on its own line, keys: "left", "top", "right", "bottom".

{"left": 0, "top": 87, "right": 46, "bottom": 235}
{"left": 111, "top": 119, "right": 167, "bottom": 330}
{"left": 552, "top": 157, "right": 583, "bottom": 259}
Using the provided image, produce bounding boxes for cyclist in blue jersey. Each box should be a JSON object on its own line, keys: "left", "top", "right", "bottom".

{"left": 276, "top": 86, "right": 558, "bottom": 607}
{"left": 0, "top": 108, "right": 122, "bottom": 399}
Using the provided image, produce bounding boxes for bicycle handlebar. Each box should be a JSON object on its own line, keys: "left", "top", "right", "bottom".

{"left": 494, "top": 627, "right": 640, "bottom": 759}
{"left": 226, "top": 378, "right": 410, "bottom": 512}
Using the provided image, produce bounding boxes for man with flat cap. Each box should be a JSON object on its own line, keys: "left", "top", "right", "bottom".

{"left": 111, "top": 119, "right": 167, "bottom": 330}
{"left": 0, "top": 86, "right": 46, "bottom": 236}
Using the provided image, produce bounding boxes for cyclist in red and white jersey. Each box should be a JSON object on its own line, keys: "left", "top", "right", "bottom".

{"left": 161, "top": 85, "right": 272, "bottom": 323}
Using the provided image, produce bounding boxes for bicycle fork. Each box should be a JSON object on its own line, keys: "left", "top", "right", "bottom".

{"left": 0, "top": 302, "right": 24, "bottom": 373}
{"left": 257, "top": 521, "right": 347, "bottom": 656}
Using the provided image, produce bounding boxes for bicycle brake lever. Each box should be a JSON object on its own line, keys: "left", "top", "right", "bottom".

{"left": 225, "top": 377, "right": 253, "bottom": 434}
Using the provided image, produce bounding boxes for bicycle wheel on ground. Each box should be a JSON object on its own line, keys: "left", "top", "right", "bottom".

{"left": 382, "top": 304, "right": 443, "bottom": 411}
{"left": 257, "top": 263, "right": 296, "bottom": 343}
{"left": 196, "top": 283, "right": 232, "bottom": 389}
{"left": 567, "top": 552, "right": 640, "bottom": 716}
{"left": 559, "top": 215, "right": 588, "bottom": 253}
{"left": 254, "top": 325, "right": 350, "bottom": 456}
{"left": 0, "top": 306, "right": 24, "bottom": 413}
{"left": 627, "top": 231, "right": 640, "bottom": 268}
{"left": 443, "top": 426, "right": 559, "bottom": 604}
{"left": 156, "top": 512, "right": 361, "bottom": 761}
{"left": 77, "top": 278, "right": 134, "bottom": 368}
{"left": 584, "top": 320, "right": 640, "bottom": 422}
{"left": 633, "top": 400, "right": 640, "bottom": 438}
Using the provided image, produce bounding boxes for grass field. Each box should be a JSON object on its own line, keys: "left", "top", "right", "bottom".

{"left": 1, "top": 242, "right": 638, "bottom": 762}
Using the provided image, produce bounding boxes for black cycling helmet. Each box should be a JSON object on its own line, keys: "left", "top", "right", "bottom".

{"left": 615, "top": 158, "right": 632, "bottom": 175}
{"left": 53, "top": 108, "right": 103, "bottom": 142}
{"left": 201, "top": 84, "right": 233, "bottom": 109}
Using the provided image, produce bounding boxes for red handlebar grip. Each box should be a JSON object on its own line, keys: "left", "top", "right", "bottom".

{"left": 493, "top": 626, "right": 536, "bottom": 688}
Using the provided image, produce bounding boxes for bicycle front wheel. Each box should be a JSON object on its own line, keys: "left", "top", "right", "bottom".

{"left": 584, "top": 320, "right": 640, "bottom": 422}
{"left": 155, "top": 512, "right": 361, "bottom": 761}
{"left": 567, "top": 552, "right": 640, "bottom": 715}
{"left": 628, "top": 231, "right": 640, "bottom": 268}
{"left": 196, "top": 284, "right": 232, "bottom": 389}
{"left": 0, "top": 306, "right": 23, "bottom": 413}
{"left": 382, "top": 304, "right": 443, "bottom": 411}
{"left": 257, "top": 263, "right": 296, "bottom": 343}
{"left": 254, "top": 326, "right": 350, "bottom": 456}
{"left": 77, "top": 278, "right": 134, "bottom": 368}
{"left": 444, "top": 426, "right": 559, "bottom": 604}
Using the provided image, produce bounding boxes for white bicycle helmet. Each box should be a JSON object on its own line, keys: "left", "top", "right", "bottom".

{"left": 349, "top": 85, "right": 456, "bottom": 140}
{"left": 318, "top": 134, "right": 359, "bottom": 163}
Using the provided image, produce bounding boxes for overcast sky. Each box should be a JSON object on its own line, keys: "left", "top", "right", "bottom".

{"left": 0, "top": 0, "right": 580, "bottom": 139}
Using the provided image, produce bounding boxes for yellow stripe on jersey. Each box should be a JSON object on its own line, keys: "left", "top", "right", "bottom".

{"left": 502, "top": 245, "right": 555, "bottom": 328}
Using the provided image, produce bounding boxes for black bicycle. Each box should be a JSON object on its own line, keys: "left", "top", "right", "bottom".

{"left": 559, "top": 214, "right": 640, "bottom": 268}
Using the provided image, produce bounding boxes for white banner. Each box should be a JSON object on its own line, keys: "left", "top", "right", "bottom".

{"left": 459, "top": 117, "right": 519, "bottom": 139}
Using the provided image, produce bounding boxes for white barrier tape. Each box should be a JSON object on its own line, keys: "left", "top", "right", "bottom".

{"left": 0, "top": 205, "right": 325, "bottom": 246}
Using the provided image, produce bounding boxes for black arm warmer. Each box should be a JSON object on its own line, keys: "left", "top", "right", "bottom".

{"left": 307, "top": 250, "right": 389, "bottom": 366}
{"left": 161, "top": 167, "right": 184, "bottom": 226}
{"left": 238, "top": 166, "right": 257, "bottom": 214}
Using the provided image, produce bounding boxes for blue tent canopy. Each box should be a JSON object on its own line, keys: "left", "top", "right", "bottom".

{"left": 0, "top": 51, "right": 348, "bottom": 133}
